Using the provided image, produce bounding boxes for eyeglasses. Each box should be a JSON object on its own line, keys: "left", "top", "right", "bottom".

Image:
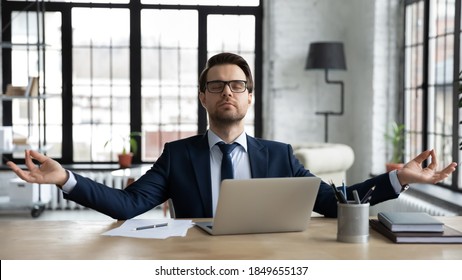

{"left": 206, "top": 80, "right": 247, "bottom": 93}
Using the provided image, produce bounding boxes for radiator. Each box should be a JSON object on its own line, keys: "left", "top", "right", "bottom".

{"left": 48, "top": 173, "right": 458, "bottom": 216}
{"left": 48, "top": 171, "right": 129, "bottom": 210}
{"left": 369, "top": 192, "right": 458, "bottom": 216}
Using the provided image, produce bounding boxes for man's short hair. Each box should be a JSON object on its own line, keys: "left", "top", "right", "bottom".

{"left": 198, "top": 52, "right": 254, "bottom": 94}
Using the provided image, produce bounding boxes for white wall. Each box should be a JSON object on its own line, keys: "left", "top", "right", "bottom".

{"left": 262, "top": 0, "right": 402, "bottom": 184}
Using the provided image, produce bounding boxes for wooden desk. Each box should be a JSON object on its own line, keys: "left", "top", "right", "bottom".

{"left": 1, "top": 217, "right": 462, "bottom": 260}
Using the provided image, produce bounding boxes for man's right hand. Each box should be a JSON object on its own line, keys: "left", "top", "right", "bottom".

{"left": 6, "top": 150, "right": 69, "bottom": 186}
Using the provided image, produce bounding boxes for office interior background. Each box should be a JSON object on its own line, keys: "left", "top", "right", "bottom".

{"left": 1, "top": 0, "right": 462, "bottom": 215}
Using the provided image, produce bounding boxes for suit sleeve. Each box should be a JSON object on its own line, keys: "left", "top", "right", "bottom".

{"left": 62, "top": 171, "right": 166, "bottom": 220}
{"left": 288, "top": 144, "right": 399, "bottom": 218}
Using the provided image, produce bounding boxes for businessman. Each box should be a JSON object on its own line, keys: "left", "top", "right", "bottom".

{"left": 6, "top": 52, "right": 457, "bottom": 220}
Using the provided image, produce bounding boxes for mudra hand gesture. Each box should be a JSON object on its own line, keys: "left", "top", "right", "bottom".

{"left": 396, "top": 149, "right": 457, "bottom": 186}
{"left": 5, "top": 149, "right": 457, "bottom": 189}
{"left": 6, "top": 150, "right": 68, "bottom": 186}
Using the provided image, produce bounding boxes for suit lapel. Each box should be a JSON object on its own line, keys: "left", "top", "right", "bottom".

{"left": 246, "top": 135, "right": 268, "bottom": 178}
{"left": 187, "top": 133, "right": 213, "bottom": 217}
{"left": 186, "top": 134, "right": 268, "bottom": 216}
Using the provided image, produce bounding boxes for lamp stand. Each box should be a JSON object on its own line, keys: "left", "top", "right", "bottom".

{"left": 315, "top": 112, "right": 331, "bottom": 142}
{"left": 315, "top": 69, "right": 345, "bottom": 142}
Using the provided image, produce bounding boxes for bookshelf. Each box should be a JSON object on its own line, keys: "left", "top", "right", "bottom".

{"left": 0, "top": 0, "right": 53, "bottom": 217}
{"left": 1, "top": 0, "right": 51, "bottom": 157}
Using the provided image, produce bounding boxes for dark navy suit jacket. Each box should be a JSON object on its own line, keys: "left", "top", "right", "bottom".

{"left": 64, "top": 134, "right": 399, "bottom": 219}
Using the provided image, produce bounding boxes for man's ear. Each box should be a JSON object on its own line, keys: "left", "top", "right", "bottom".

{"left": 199, "top": 92, "right": 206, "bottom": 107}
{"left": 247, "top": 93, "right": 253, "bottom": 105}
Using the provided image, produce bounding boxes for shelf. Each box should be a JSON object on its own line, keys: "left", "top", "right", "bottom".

{"left": 1, "top": 42, "right": 48, "bottom": 49}
{"left": 1, "top": 0, "right": 53, "bottom": 217}
{"left": 0, "top": 94, "right": 60, "bottom": 100}
{"left": 0, "top": 144, "right": 53, "bottom": 154}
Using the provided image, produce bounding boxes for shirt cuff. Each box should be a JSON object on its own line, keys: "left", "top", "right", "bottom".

{"left": 61, "top": 170, "right": 77, "bottom": 194}
{"left": 388, "top": 169, "right": 403, "bottom": 194}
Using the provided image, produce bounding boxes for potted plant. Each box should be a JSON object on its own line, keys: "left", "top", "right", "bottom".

{"left": 384, "top": 121, "right": 405, "bottom": 172}
{"left": 104, "top": 132, "right": 142, "bottom": 168}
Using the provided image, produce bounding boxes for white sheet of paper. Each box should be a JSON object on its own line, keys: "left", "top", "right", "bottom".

{"left": 102, "top": 219, "right": 194, "bottom": 239}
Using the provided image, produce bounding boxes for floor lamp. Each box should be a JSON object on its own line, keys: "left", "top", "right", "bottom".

{"left": 305, "top": 42, "right": 347, "bottom": 142}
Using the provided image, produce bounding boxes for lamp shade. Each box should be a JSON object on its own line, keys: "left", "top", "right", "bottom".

{"left": 305, "top": 42, "right": 347, "bottom": 70}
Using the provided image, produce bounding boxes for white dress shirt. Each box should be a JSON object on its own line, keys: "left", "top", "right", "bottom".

{"left": 207, "top": 130, "right": 251, "bottom": 216}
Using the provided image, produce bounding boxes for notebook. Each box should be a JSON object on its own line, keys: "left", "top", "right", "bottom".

{"left": 195, "top": 177, "right": 321, "bottom": 235}
{"left": 370, "top": 219, "right": 462, "bottom": 243}
{"left": 377, "top": 212, "right": 444, "bottom": 232}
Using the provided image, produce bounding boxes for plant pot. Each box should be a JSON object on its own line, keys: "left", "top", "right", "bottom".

{"left": 118, "top": 153, "right": 133, "bottom": 169}
{"left": 386, "top": 162, "right": 404, "bottom": 172}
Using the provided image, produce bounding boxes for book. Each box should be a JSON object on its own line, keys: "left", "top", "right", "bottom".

{"left": 370, "top": 219, "right": 462, "bottom": 243}
{"left": 377, "top": 211, "right": 444, "bottom": 232}
{"left": 24, "top": 76, "right": 38, "bottom": 96}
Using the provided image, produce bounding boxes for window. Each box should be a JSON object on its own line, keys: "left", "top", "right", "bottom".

{"left": 72, "top": 7, "right": 131, "bottom": 162}
{"left": 2, "top": 0, "right": 262, "bottom": 164}
{"left": 2, "top": 6, "right": 63, "bottom": 159}
{"left": 403, "top": 0, "right": 461, "bottom": 191}
{"left": 140, "top": 9, "right": 199, "bottom": 161}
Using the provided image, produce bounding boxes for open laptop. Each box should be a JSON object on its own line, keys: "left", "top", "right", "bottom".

{"left": 195, "top": 177, "right": 321, "bottom": 235}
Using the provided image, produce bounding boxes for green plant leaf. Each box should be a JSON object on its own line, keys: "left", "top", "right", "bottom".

{"left": 385, "top": 121, "right": 405, "bottom": 163}
{"left": 105, "top": 132, "right": 142, "bottom": 155}
{"left": 128, "top": 132, "right": 142, "bottom": 155}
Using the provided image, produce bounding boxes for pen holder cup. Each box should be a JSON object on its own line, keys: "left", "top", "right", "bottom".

{"left": 337, "top": 202, "right": 370, "bottom": 243}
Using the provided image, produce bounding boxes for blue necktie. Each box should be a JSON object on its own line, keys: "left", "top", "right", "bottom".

{"left": 217, "top": 142, "right": 239, "bottom": 181}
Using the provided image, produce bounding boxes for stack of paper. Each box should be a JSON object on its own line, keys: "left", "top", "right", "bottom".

{"left": 102, "top": 219, "right": 194, "bottom": 239}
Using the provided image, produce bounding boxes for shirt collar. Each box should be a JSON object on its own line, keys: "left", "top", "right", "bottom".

{"left": 207, "top": 129, "right": 248, "bottom": 152}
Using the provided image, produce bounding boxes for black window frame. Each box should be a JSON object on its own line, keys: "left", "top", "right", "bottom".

{"left": 403, "top": 0, "right": 461, "bottom": 192}
{"left": 1, "top": 0, "right": 263, "bottom": 165}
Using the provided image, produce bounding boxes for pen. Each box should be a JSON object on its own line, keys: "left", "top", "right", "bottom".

{"left": 352, "top": 190, "right": 361, "bottom": 204}
{"left": 330, "top": 181, "right": 348, "bottom": 204}
{"left": 342, "top": 179, "right": 347, "bottom": 200}
{"left": 133, "top": 222, "right": 168, "bottom": 231}
{"left": 360, "top": 186, "right": 376, "bottom": 204}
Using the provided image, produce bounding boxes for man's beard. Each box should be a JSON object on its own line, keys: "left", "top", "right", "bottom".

{"left": 209, "top": 110, "right": 246, "bottom": 126}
